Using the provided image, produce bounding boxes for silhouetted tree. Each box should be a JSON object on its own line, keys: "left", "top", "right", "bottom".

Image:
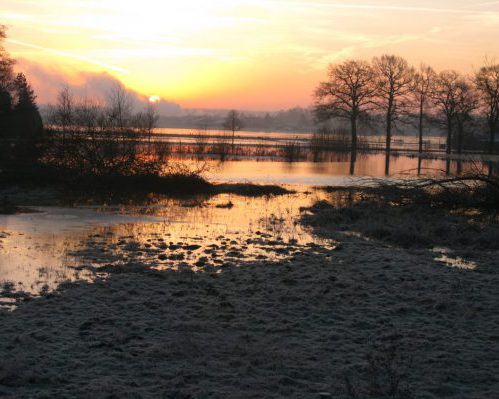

{"left": 475, "top": 62, "right": 499, "bottom": 154}
{"left": 264, "top": 112, "right": 273, "bottom": 130}
{"left": 0, "top": 26, "right": 14, "bottom": 116}
{"left": 13, "top": 73, "right": 37, "bottom": 111}
{"left": 46, "top": 85, "right": 176, "bottom": 178}
{"left": 373, "top": 55, "right": 414, "bottom": 153}
{"left": 454, "top": 79, "right": 479, "bottom": 154}
{"left": 49, "top": 86, "right": 74, "bottom": 143}
{"left": 0, "top": 89, "right": 11, "bottom": 116}
{"left": 223, "top": 110, "right": 243, "bottom": 150}
{"left": 135, "top": 102, "right": 159, "bottom": 143}
{"left": 412, "top": 64, "right": 436, "bottom": 153}
{"left": 0, "top": 26, "right": 42, "bottom": 169}
{"left": 314, "top": 60, "right": 377, "bottom": 150}
{"left": 433, "top": 71, "right": 462, "bottom": 154}
{"left": 144, "top": 103, "right": 159, "bottom": 135}
{"left": 107, "top": 83, "right": 134, "bottom": 132}
{"left": 0, "top": 26, "right": 14, "bottom": 92}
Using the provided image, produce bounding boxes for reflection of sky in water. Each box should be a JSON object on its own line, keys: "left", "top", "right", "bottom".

{"left": 154, "top": 129, "right": 448, "bottom": 150}
{"left": 202, "top": 154, "right": 495, "bottom": 185}
{"left": 0, "top": 209, "right": 163, "bottom": 299}
{"left": 0, "top": 191, "right": 329, "bottom": 304}
{"left": 433, "top": 247, "right": 477, "bottom": 270}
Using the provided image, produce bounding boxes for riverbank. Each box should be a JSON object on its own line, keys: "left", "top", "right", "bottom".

{"left": 0, "top": 179, "right": 293, "bottom": 213}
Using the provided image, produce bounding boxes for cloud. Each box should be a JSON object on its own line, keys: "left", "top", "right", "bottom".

{"left": 6, "top": 38, "right": 129, "bottom": 74}
{"left": 264, "top": 0, "right": 499, "bottom": 15}
{"left": 15, "top": 59, "right": 182, "bottom": 115}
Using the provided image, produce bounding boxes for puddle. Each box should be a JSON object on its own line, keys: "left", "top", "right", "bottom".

{"left": 0, "top": 209, "right": 163, "bottom": 306}
{"left": 434, "top": 255, "right": 477, "bottom": 270}
{"left": 432, "top": 248, "right": 477, "bottom": 270}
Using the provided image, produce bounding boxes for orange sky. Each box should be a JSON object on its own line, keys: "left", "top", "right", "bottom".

{"left": 2, "top": 0, "right": 499, "bottom": 110}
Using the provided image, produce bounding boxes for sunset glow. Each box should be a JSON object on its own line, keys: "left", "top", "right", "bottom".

{"left": 2, "top": 0, "right": 499, "bottom": 109}
{"left": 149, "top": 95, "right": 161, "bottom": 104}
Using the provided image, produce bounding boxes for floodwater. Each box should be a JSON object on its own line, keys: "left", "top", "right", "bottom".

{"left": 201, "top": 153, "right": 495, "bottom": 185}
{"left": 0, "top": 191, "right": 334, "bottom": 307}
{"left": 0, "top": 208, "right": 163, "bottom": 299}
{"left": 153, "top": 128, "right": 447, "bottom": 151}
{"left": 1, "top": 145, "right": 496, "bottom": 307}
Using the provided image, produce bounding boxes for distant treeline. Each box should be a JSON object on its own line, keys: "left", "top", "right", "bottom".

{"left": 314, "top": 55, "right": 499, "bottom": 155}
{"left": 157, "top": 107, "right": 316, "bottom": 133}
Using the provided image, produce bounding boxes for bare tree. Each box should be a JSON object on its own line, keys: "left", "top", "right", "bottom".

{"left": 433, "top": 71, "right": 462, "bottom": 154}
{"left": 47, "top": 88, "right": 168, "bottom": 177}
{"left": 454, "top": 78, "right": 479, "bottom": 154}
{"left": 314, "top": 60, "right": 377, "bottom": 150}
{"left": 144, "top": 103, "right": 159, "bottom": 137}
{"left": 223, "top": 110, "right": 243, "bottom": 150}
{"left": 135, "top": 103, "right": 159, "bottom": 143}
{"left": 412, "top": 64, "right": 436, "bottom": 153}
{"left": 373, "top": 55, "right": 414, "bottom": 153}
{"left": 475, "top": 62, "right": 499, "bottom": 154}
{"left": 106, "top": 83, "right": 134, "bottom": 133}
{"left": 48, "top": 86, "right": 74, "bottom": 143}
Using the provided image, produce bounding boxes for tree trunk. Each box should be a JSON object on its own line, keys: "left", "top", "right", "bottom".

{"left": 418, "top": 99, "right": 424, "bottom": 153}
{"left": 350, "top": 116, "right": 358, "bottom": 151}
{"left": 386, "top": 97, "right": 393, "bottom": 153}
{"left": 349, "top": 148, "right": 357, "bottom": 176}
{"left": 384, "top": 151, "right": 390, "bottom": 176}
{"left": 446, "top": 116, "right": 453, "bottom": 154}
{"left": 231, "top": 127, "right": 235, "bottom": 152}
{"left": 489, "top": 121, "right": 496, "bottom": 154}
{"left": 385, "top": 113, "right": 392, "bottom": 153}
{"left": 457, "top": 122, "right": 464, "bottom": 155}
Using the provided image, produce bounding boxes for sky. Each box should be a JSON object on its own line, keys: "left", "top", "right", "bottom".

{"left": 1, "top": 0, "right": 499, "bottom": 111}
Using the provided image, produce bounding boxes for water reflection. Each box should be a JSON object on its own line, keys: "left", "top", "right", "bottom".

{"left": 204, "top": 152, "right": 496, "bottom": 185}
{"left": 0, "top": 191, "right": 333, "bottom": 305}
{"left": 385, "top": 151, "right": 391, "bottom": 176}
{"left": 0, "top": 209, "right": 162, "bottom": 299}
{"left": 350, "top": 149, "right": 357, "bottom": 176}
{"left": 432, "top": 248, "right": 477, "bottom": 270}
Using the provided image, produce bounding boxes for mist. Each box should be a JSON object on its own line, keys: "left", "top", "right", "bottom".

{"left": 16, "top": 59, "right": 183, "bottom": 116}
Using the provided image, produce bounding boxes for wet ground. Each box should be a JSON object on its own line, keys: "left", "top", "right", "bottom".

{"left": 0, "top": 189, "right": 336, "bottom": 307}
{"left": 200, "top": 153, "right": 497, "bottom": 185}
{"left": 2, "top": 184, "right": 491, "bottom": 309}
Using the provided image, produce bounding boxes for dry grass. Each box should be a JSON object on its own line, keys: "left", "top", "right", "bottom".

{"left": 302, "top": 183, "right": 499, "bottom": 254}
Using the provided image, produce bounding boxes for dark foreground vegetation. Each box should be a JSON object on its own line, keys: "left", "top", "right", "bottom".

{"left": 1, "top": 26, "right": 293, "bottom": 204}
{"left": 303, "top": 174, "right": 499, "bottom": 260}
{"left": 0, "top": 26, "right": 214, "bottom": 201}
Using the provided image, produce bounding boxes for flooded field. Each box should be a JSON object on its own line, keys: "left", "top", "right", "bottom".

{"left": 153, "top": 128, "right": 448, "bottom": 152}
{"left": 200, "top": 153, "right": 495, "bottom": 185}
{"left": 1, "top": 147, "right": 497, "bottom": 306}
{"left": 0, "top": 190, "right": 336, "bottom": 306}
